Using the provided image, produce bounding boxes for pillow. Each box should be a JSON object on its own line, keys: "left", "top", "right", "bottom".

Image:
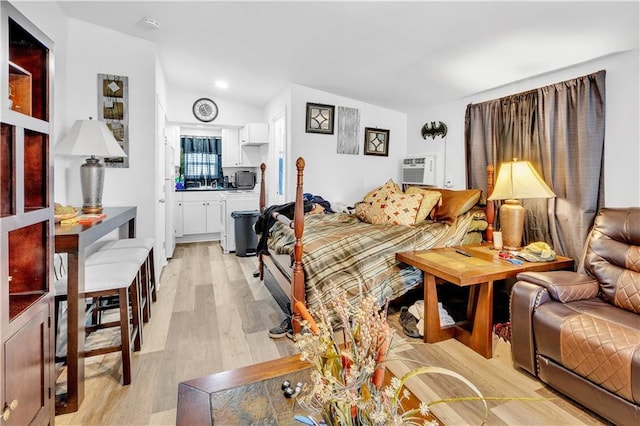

{"left": 405, "top": 187, "right": 442, "bottom": 223}
{"left": 434, "top": 189, "right": 482, "bottom": 225}
{"left": 363, "top": 179, "right": 401, "bottom": 208}
{"left": 383, "top": 191, "right": 423, "bottom": 226}
{"left": 354, "top": 201, "right": 389, "bottom": 224}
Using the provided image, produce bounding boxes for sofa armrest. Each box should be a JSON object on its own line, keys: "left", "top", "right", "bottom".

{"left": 510, "top": 281, "right": 550, "bottom": 375}
{"left": 516, "top": 271, "right": 599, "bottom": 303}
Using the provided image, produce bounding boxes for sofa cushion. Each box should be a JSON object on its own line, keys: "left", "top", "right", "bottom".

{"left": 533, "top": 298, "right": 640, "bottom": 404}
{"left": 560, "top": 313, "right": 640, "bottom": 401}
{"left": 584, "top": 208, "right": 640, "bottom": 314}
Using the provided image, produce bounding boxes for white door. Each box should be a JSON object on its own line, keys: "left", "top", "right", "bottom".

{"left": 269, "top": 109, "right": 286, "bottom": 205}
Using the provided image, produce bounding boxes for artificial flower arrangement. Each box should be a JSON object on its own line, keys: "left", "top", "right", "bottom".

{"left": 293, "top": 290, "right": 489, "bottom": 426}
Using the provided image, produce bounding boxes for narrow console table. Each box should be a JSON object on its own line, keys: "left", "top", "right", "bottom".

{"left": 54, "top": 206, "right": 137, "bottom": 414}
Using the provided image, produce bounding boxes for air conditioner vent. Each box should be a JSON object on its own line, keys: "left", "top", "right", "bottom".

{"left": 401, "top": 155, "right": 437, "bottom": 186}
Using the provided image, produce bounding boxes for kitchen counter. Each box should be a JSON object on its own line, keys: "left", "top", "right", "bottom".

{"left": 176, "top": 187, "right": 252, "bottom": 192}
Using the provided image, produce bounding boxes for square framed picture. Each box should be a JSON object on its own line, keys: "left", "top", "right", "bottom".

{"left": 364, "top": 127, "right": 389, "bottom": 156}
{"left": 306, "top": 102, "right": 335, "bottom": 134}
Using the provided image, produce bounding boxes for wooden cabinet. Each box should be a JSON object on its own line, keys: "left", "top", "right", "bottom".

{"left": 180, "top": 192, "right": 222, "bottom": 236}
{"left": 1, "top": 3, "right": 54, "bottom": 425}
{"left": 240, "top": 123, "right": 268, "bottom": 145}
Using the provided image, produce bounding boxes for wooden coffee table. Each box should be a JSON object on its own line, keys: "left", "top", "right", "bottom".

{"left": 396, "top": 244, "right": 573, "bottom": 358}
{"left": 177, "top": 354, "right": 440, "bottom": 425}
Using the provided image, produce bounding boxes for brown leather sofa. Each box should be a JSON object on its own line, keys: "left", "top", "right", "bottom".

{"left": 510, "top": 207, "right": 640, "bottom": 425}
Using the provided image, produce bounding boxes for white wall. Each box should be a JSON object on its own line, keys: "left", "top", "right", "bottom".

{"left": 165, "top": 85, "right": 265, "bottom": 128}
{"left": 406, "top": 49, "right": 640, "bottom": 206}
{"left": 286, "top": 84, "right": 408, "bottom": 206}
{"left": 62, "top": 18, "right": 158, "bottom": 241}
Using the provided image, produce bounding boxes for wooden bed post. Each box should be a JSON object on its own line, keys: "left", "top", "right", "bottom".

{"left": 486, "top": 164, "right": 495, "bottom": 243}
{"left": 259, "top": 163, "right": 266, "bottom": 213}
{"left": 291, "top": 157, "right": 305, "bottom": 333}
{"left": 258, "top": 163, "right": 267, "bottom": 280}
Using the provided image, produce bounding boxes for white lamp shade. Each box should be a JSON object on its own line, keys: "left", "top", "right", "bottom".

{"left": 56, "top": 119, "right": 127, "bottom": 158}
{"left": 488, "top": 160, "right": 555, "bottom": 201}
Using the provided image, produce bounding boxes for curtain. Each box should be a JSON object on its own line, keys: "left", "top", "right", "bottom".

{"left": 465, "top": 70, "right": 606, "bottom": 262}
{"left": 181, "top": 136, "right": 222, "bottom": 180}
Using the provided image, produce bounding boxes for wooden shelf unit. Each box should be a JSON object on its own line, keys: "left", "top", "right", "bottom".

{"left": 1, "top": 3, "right": 54, "bottom": 425}
{"left": 8, "top": 61, "right": 32, "bottom": 116}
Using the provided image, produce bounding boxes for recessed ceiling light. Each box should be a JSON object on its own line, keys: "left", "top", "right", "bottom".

{"left": 215, "top": 80, "right": 229, "bottom": 89}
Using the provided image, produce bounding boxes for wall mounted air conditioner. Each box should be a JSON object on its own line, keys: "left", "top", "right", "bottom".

{"left": 402, "top": 155, "right": 437, "bottom": 186}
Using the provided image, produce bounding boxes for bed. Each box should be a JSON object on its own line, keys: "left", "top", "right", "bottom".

{"left": 258, "top": 158, "right": 495, "bottom": 331}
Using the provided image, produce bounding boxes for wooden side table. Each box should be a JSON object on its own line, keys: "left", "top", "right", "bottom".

{"left": 396, "top": 244, "right": 573, "bottom": 358}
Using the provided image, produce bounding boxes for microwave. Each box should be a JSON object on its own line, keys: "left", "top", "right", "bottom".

{"left": 234, "top": 171, "right": 256, "bottom": 189}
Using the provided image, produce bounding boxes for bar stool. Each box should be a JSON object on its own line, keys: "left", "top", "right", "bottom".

{"left": 86, "top": 248, "right": 151, "bottom": 323}
{"left": 83, "top": 263, "right": 142, "bottom": 385}
{"left": 98, "top": 238, "right": 157, "bottom": 304}
{"left": 54, "top": 263, "right": 142, "bottom": 385}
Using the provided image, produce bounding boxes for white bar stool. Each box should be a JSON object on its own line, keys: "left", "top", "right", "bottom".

{"left": 54, "top": 262, "right": 142, "bottom": 385}
{"left": 86, "top": 248, "right": 151, "bottom": 323}
{"left": 83, "top": 263, "right": 142, "bottom": 385}
{"left": 98, "top": 238, "right": 157, "bottom": 304}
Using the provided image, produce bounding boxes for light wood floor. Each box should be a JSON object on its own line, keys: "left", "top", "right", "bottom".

{"left": 54, "top": 241, "right": 607, "bottom": 425}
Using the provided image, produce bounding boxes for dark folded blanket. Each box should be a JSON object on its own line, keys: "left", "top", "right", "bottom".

{"left": 255, "top": 201, "right": 313, "bottom": 255}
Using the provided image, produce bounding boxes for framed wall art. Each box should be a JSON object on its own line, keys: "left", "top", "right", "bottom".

{"left": 98, "top": 73, "right": 129, "bottom": 167}
{"left": 305, "top": 102, "right": 335, "bottom": 134}
{"left": 336, "top": 106, "right": 360, "bottom": 155}
{"left": 364, "top": 127, "right": 389, "bottom": 157}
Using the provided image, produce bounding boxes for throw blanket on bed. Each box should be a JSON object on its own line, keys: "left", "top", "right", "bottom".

{"left": 267, "top": 209, "right": 486, "bottom": 320}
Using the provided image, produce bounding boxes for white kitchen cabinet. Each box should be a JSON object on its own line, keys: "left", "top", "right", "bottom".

{"left": 222, "top": 127, "right": 262, "bottom": 167}
{"left": 240, "top": 123, "right": 269, "bottom": 145}
{"left": 222, "top": 128, "right": 241, "bottom": 167}
{"left": 180, "top": 192, "right": 222, "bottom": 236}
{"left": 182, "top": 201, "right": 207, "bottom": 235}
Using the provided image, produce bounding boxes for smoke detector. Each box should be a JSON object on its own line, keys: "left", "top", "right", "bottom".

{"left": 142, "top": 17, "right": 160, "bottom": 30}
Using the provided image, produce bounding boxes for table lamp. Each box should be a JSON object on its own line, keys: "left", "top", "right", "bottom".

{"left": 56, "top": 118, "right": 127, "bottom": 213}
{"left": 487, "top": 159, "right": 555, "bottom": 251}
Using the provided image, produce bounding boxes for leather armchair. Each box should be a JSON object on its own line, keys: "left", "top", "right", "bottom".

{"left": 510, "top": 207, "right": 640, "bottom": 425}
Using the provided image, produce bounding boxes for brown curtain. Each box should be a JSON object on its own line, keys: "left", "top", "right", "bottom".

{"left": 465, "top": 70, "right": 606, "bottom": 262}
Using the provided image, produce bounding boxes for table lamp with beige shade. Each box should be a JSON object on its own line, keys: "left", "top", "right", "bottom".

{"left": 56, "top": 118, "right": 127, "bottom": 213}
{"left": 487, "top": 159, "right": 556, "bottom": 251}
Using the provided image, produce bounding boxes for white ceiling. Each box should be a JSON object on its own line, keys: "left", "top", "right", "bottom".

{"left": 56, "top": 0, "right": 639, "bottom": 112}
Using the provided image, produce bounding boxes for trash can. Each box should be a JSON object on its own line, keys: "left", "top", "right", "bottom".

{"left": 231, "top": 210, "right": 259, "bottom": 257}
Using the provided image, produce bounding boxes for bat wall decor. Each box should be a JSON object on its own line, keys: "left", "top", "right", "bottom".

{"left": 421, "top": 121, "right": 448, "bottom": 140}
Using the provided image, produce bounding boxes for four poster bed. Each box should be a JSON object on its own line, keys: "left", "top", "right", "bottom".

{"left": 258, "top": 158, "right": 494, "bottom": 332}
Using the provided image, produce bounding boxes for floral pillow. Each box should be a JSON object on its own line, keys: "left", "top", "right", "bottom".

{"left": 363, "top": 179, "right": 401, "bottom": 208}
{"left": 355, "top": 179, "right": 402, "bottom": 224}
{"left": 383, "top": 191, "right": 424, "bottom": 226}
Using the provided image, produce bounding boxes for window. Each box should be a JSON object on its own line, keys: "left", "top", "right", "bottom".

{"left": 180, "top": 136, "right": 222, "bottom": 184}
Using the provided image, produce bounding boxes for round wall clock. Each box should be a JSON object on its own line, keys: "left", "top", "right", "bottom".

{"left": 192, "top": 98, "right": 219, "bottom": 122}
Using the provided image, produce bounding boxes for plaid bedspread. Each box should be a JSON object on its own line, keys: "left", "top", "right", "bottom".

{"left": 267, "top": 209, "right": 485, "bottom": 318}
